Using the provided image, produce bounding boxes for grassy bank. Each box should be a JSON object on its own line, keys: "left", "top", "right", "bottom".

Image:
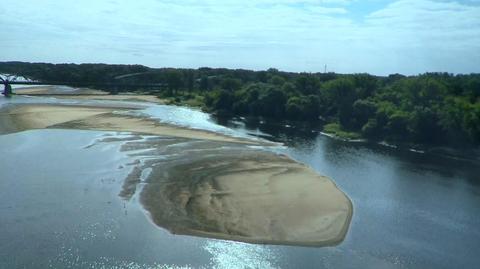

{"left": 322, "top": 123, "right": 362, "bottom": 140}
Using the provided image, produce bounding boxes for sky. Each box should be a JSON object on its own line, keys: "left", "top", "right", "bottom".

{"left": 1, "top": 0, "right": 479, "bottom": 75}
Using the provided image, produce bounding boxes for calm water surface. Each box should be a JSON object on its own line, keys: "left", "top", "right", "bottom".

{"left": 1, "top": 97, "right": 479, "bottom": 268}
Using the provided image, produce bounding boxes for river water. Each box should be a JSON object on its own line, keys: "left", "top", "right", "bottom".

{"left": 1, "top": 95, "right": 479, "bottom": 268}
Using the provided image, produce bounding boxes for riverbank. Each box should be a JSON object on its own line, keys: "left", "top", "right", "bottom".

{"left": 0, "top": 98, "right": 353, "bottom": 247}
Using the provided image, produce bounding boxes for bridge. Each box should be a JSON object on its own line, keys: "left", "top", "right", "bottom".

{"left": 1, "top": 73, "right": 167, "bottom": 97}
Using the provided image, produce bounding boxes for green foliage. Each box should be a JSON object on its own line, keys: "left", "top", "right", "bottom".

{"left": 269, "top": 75, "right": 286, "bottom": 86}
{"left": 285, "top": 95, "right": 320, "bottom": 120}
{"left": 164, "top": 69, "right": 184, "bottom": 95}
{"left": 323, "top": 123, "right": 362, "bottom": 140}
{"left": 1, "top": 61, "right": 479, "bottom": 146}
{"left": 220, "top": 77, "right": 242, "bottom": 91}
{"left": 352, "top": 99, "right": 377, "bottom": 129}
{"left": 163, "top": 93, "right": 204, "bottom": 107}
{"left": 295, "top": 74, "right": 320, "bottom": 95}
{"left": 205, "top": 89, "right": 234, "bottom": 112}
{"left": 321, "top": 77, "right": 357, "bottom": 127}
{"left": 199, "top": 76, "right": 210, "bottom": 91}
{"left": 361, "top": 119, "right": 380, "bottom": 138}
{"left": 386, "top": 111, "right": 410, "bottom": 140}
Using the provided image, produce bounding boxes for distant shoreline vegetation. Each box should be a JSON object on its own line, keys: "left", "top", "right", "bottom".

{"left": 1, "top": 61, "right": 479, "bottom": 147}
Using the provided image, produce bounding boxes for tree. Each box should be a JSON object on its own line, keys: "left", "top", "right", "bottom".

{"left": 258, "top": 89, "right": 287, "bottom": 117}
{"left": 269, "top": 75, "right": 286, "bottom": 86}
{"left": 295, "top": 74, "right": 320, "bottom": 95}
{"left": 184, "top": 70, "right": 195, "bottom": 92}
{"left": 408, "top": 106, "right": 442, "bottom": 143}
{"left": 438, "top": 97, "right": 469, "bottom": 142}
{"left": 165, "top": 70, "right": 184, "bottom": 95}
{"left": 285, "top": 97, "right": 303, "bottom": 119}
{"left": 281, "top": 82, "right": 297, "bottom": 97}
{"left": 387, "top": 111, "right": 411, "bottom": 140}
{"left": 351, "top": 99, "right": 377, "bottom": 129}
{"left": 361, "top": 119, "right": 380, "bottom": 138}
{"left": 285, "top": 96, "right": 320, "bottom": 120}
{"left": 352, "top": 73, "right": 379, "bottom": 98}
{"left": 221, "top": 77, "right": 242, "bottom": 91}
{"left": 322, "top": 77, "right": 357, "bottom": 128}
{"left": 199, "top": 76, "right": 210, "bottom": 91}
{"left": 465, "top": 77, "right": 480, "bottom": 102}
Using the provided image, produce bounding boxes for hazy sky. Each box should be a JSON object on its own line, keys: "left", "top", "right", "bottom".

{"left": 1, "top": 0, "right": 479, "bottom": 75}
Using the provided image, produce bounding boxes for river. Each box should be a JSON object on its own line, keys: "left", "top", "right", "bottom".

{"left": 1, "top": 95, "right": 479, "bottom": 268}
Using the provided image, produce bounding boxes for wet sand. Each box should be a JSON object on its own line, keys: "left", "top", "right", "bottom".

{"left": 0, "top": 105, "right": 115, "bottom": 134}
{"left": 99, "top": 136, "right": 353, "bottom": 247}
{"left": 14, "top": 86, "right": 107, "bottom": 95}
{"left": 0, "top": 104, "right": 259, "bottom": 144}
{"left": 15, "top": 86, "right": 164, "bottom": 103}
{"left": 0, "top": 101, "right": 353, "bottom": 247}
{"left": 54, "top": 94, "right": 164, "bottom": 103}
{"left": 145, "top": 149, "right": 352, "bottom": 246}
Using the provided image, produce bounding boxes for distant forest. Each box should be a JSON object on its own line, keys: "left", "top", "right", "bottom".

{"left": 1, "top": 61, "right": 479, "bottom": 147}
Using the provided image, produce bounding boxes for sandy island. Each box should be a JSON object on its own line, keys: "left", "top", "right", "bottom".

{"left": 126, "top": 138, "right": 353, "bottom": 247}
{"left": 0, "top": 97, "right": 352, "bottom": 247}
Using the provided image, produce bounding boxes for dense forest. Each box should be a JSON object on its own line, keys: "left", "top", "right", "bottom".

{"left": 1, "top": 61, "right": 479, "bottom": 147}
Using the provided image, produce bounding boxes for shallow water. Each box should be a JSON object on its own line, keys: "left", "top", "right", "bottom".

{"left": 1, "top": 95, "right": 480, "bottom": 268}
{"left": 0, "top": 130, "right": 281, "bottom": 269}
{"left": 217, "top": 117, "right": 480, "bottom": 268}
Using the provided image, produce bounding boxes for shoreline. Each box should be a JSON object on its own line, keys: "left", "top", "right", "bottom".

{"left": 319, "top": 131, "right": 480, "bottom": 163}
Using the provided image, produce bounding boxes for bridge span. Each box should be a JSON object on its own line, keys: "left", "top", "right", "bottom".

{"left": 1, "top": 79, "right": 167, "bottom": 97}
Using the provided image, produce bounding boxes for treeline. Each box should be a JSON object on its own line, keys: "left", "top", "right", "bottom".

{"left": 1, "top": 61, "right": 479, "bottom": 146}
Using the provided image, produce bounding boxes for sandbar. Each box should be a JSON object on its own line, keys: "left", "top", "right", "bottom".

{"left": 14, "top": 86, "right": 107, "bottom": 95}
{"left": 15, "top": 86, "right": 164, "bottom": 103}
{"left": 128, "top": 138, "right": 353, "bottom": 246}
{"left": 0, "top": 104, "right": 263, "bottom": 144}
{"left": 0, "top": 100, "right": 353, "bottom": 247}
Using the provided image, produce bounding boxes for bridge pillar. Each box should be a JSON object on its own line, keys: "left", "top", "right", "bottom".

{"left": 2, "top": 81, "right": 13, "bottom": 97}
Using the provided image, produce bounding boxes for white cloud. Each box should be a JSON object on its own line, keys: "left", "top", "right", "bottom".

{"left": 0, "top": 0, "right": 479, "bottom": 75}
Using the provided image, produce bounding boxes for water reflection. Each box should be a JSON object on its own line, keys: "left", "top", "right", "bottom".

{"left": 203, "top": 240, "right": 279, "bottom": 269}
{"left": 213, "top": 115, "right": 320, "bottom": 144}
{"left": 212, "top": 115, "right": 480, "bottom": 268}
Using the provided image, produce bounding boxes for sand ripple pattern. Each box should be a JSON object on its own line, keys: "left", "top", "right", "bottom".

{"left": 101, "top": 136, "right": 353, "bottom": 247}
